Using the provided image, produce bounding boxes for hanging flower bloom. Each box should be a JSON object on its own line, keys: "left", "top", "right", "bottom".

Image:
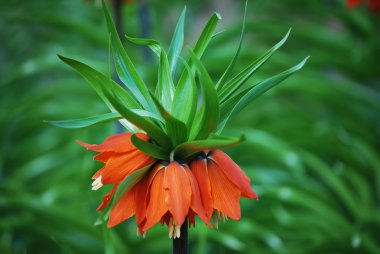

{"left": 77, "top": 132, "right": 155, "bottom": 210}
{"left": 346, "top": 0, "right": 380, "bottom": 12}
{"left": 48, "top": 0, "right": 307, "bottom": 246}
{"left": 190, "top": 150, "right": 258, "bottom": 227}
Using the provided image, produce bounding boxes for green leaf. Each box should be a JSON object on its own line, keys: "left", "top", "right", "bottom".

{"left": 168, "top": 6, "right": 186, "bottom": 76}
{"left": 105, "top": 86, "right": 173, "bottom": 149}
{"left": 131, "top": 109, "right": 164, "bottom": 123}
{"left": 102, "top": 1, "right": 157, "bottom": 113}
{"left": 188, "top": 50, "right": 220, "bottom": 140}
{"left": 44, "top": 113, "right": 122, "bottom": 128}
{"left": 150, "top": 92, "right": 188, "bottom": 147}
{"left": 58, "top": 55, "right": 139, "bottom": 131}
{"left": 172, "top": 12, "right": 221, "bottom": 126}
{"left": 218, "top": 57, "right": 309, "bottom": 132}
{"left": 131, "top": 134, "right": 170, "bottom": 160}
{"left": 125, "top": 35, "right": 161, "bottom": 56}
{"left": 110, "top": 162, "right": 154, "bottom": 209}
{"left": 218, "top": 28, "right": 292, "bottom": 102}
{"left": 171, "top": 57, "right": 197, "bottom": 128}
{"left": 174, "top": 133, "right": 245, "bottom": 159}
{"left": 192, "top": 12, "right": 222, "bottom": 59}
{"left": 215, "top": 0, "right": 247, "bottom": 91}
{"left": 156, "top": 49, "right": 175, "bottom": 111}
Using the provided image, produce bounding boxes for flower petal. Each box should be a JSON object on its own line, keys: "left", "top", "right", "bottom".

{"left": 184, "top": 165, "right": 211, "bottom": 227}
{"left": 190, "top": 159, "right": 213, "bottom": 220}
{"left": 143, "top": 168, "right": 168, "bottom": 231}
{"left": 77, "top": 132, "right": 148, "bottom": 153}
{"left": 101, "top": 150, "right": 155, "bottom": 184}
{"left": 97, "top": 184, "right": 117, "bottom": 211}
{"left": 93, "top": 152, "right": 114, "bottom": 162}
{"left": 210, "top": 150, "right": 258, "bottom": 199}
{"left": 163, "top": 162, "right": 191, "bottom": 226}
{"left": 108, "top": 174, "right": 149, "bottom": 227}
{"left": 208, "top": 160, "right": 241, "bottom": 220}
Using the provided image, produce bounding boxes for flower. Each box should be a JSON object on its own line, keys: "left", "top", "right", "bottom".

{"left": 77, "top": 132, "right": 155, "bottom": 211}
{"left": 346, "top": 0, "right": 380, "bottom": 12}
{"left": 190, "top": 150, "right": 258, "bottom": 227}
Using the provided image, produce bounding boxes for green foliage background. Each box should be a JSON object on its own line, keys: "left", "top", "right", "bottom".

{"left": 1, "top": 0, "right": 379, "bottom": 253}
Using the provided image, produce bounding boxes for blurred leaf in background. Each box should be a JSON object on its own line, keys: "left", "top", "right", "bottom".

{"left": 0, "top": 0, "right": 379, "bottom": 253}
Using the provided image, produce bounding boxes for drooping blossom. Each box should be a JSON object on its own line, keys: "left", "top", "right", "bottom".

{"left": 190, "top": 150, "right": 258, "bottom": 228}
{"left": 77, "top": 132, "right": 155, "bottom": 211}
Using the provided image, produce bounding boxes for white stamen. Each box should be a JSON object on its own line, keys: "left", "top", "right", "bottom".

{"left": 175, "top": 224, "right": 181, "bottom": 239}
{"left": 168, "top": 218, "right": 174, "bottom": 238}
{"left": 91, "top": 176, "right": 103, "bottom": 190}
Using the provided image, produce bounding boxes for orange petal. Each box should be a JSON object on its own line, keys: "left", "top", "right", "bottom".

{"left": 93, "top": 152, "right": 114, "bottom": 162}
{"left": 210, "top": 150, "right": 258, "bottom": 199}
{"left": 97, "top": 184, "right": 117, "bottom": 211}
{"left": 107, "top": 174, "right": 149, "bottom": 227}
{"left": 190, "top": 159, "right": 213, "bottom": 220}
{"left": 163, "top": 162, "right": 191, "bottom": 226}
{"left": 101, "top": 150, "right": 154, "bottom": 184}
{"left": 143, "top": 168, "right": 168, "bottom": 231}
{"left": 77, "top": 132, "right": 148, "bottom": 153}
{"left": 184, "top": 165, "right": 211, "bottom": 227}
{"left": 92, "top": 166, "right": 104, "bottom": 180}
{"left": 208, "top": 160, "right": 241, "bottom": 220}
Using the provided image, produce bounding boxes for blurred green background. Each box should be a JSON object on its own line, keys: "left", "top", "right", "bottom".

{"left": 1, "top": 0, "right": 380, "bottom": 253}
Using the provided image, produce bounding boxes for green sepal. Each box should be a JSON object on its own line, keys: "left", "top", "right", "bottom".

{"left": 218, "top": 28, "right": 292, "bottom": 102}
{"left": 102, "top": 0, "right": 157, "bottom": 113}
{"left": 110, "top": 162, "right": 154, "bottom": 209}
{"left": 168, "top": 6, "right": 186, "bottom": 75}
{"left": 218, "top": 56, "right": 310, "bottom": 132}
{"left": 188, "top": 50, "right": 220, "bottom": 140}
{"left": 174, "top": 133, "right": 245, "bottom": 159}
{"left": 150, "top": 92, "right": 188, "bottom": 147}
{"left": 44, "top": 113, "right": 122, "bottom": 128}
{"left": 131, "top": 134, "right": 170, "bottom": 160}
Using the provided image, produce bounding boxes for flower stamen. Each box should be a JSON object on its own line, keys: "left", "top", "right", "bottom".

{"left": 91, "top": 176, "right": 103, "bottom": 190}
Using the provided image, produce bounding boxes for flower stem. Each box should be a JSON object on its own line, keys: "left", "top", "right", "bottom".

{"left": 173, "top": 219, "right": 188, "bottom": 254}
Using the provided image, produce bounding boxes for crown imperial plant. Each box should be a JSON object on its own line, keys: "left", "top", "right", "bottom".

{"left": 47, "top": 1, "right": 308, "bottom": 252}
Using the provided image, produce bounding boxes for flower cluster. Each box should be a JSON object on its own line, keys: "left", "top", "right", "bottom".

{"left": 79, "top": 133, "right": 257, "bottom": 237}
{"left": 49, "top": 1, "right": 307, "bottom": 238}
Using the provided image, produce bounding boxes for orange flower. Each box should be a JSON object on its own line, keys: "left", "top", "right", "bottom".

{"left": 138, "top": 161, "right": 210, "bottom": 238}
{"left": 190, "top": 150, "right": 258, "bottom": 227}
{"left": 77, "top": 132, "right": 155, "bottom": 211}
{"left": 346, "top": 0, "right": 380, "bottom": 12}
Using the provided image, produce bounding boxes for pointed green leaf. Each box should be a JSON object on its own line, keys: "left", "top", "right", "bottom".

{"left": 174, "top": 134, "right": 245, "bottom": 159}
{"left": 103, "top": 1, "right": 157, "bottom": 113}
{"left": 45, "top": 113, "right": 122, "bottom": 128}
{"left": 58, "top": 55, "right": 139, "bottom": 131}
{"left": 150, "top": 92, "right": 188, "bottom": 147}
{"left": 131, "top": 109, "right": 164, "bottom": 123}
{"left": 218, "top": 28, "right": 292, "bottom": 102}
{"left": 168, "top": 6, "right": 186, "bottom": 75}
{"left": 218, "top": 57, "right": 309, "bottom": 132}
{"left": 171, "top": 58, "right": 197, "bottom": 128}
{"left": 156, "top": 49, "right": 175, "bottom": 111}
{"left": 125, "top": 35, "right": 161, "bottom": 56}
{"left": 192, "top": 12, "right": 222, "bottom": 59}
{"left": 110, "top": 162, "right": 154, "bottom": 209}
{"left": 172, "top": 12, "right": 221, "bottom": 125}
{"left": 216, "top": 0, "right": 248, "bottom": 91}
{"left": 131, "top": 134, "right": 170, "bottom": 160}
{"left": 105, "top": 86, "right": 173, "bottom": 148}
{"left": 188, "top": 50, "right": 219, "bottom": 140}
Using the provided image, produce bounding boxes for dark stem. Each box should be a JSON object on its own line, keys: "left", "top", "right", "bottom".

{"left": 173, "top": 220, "right": 188, "bottom": 254}
{"left": 113, "top": 0, "right": 123, "bottom": 38}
